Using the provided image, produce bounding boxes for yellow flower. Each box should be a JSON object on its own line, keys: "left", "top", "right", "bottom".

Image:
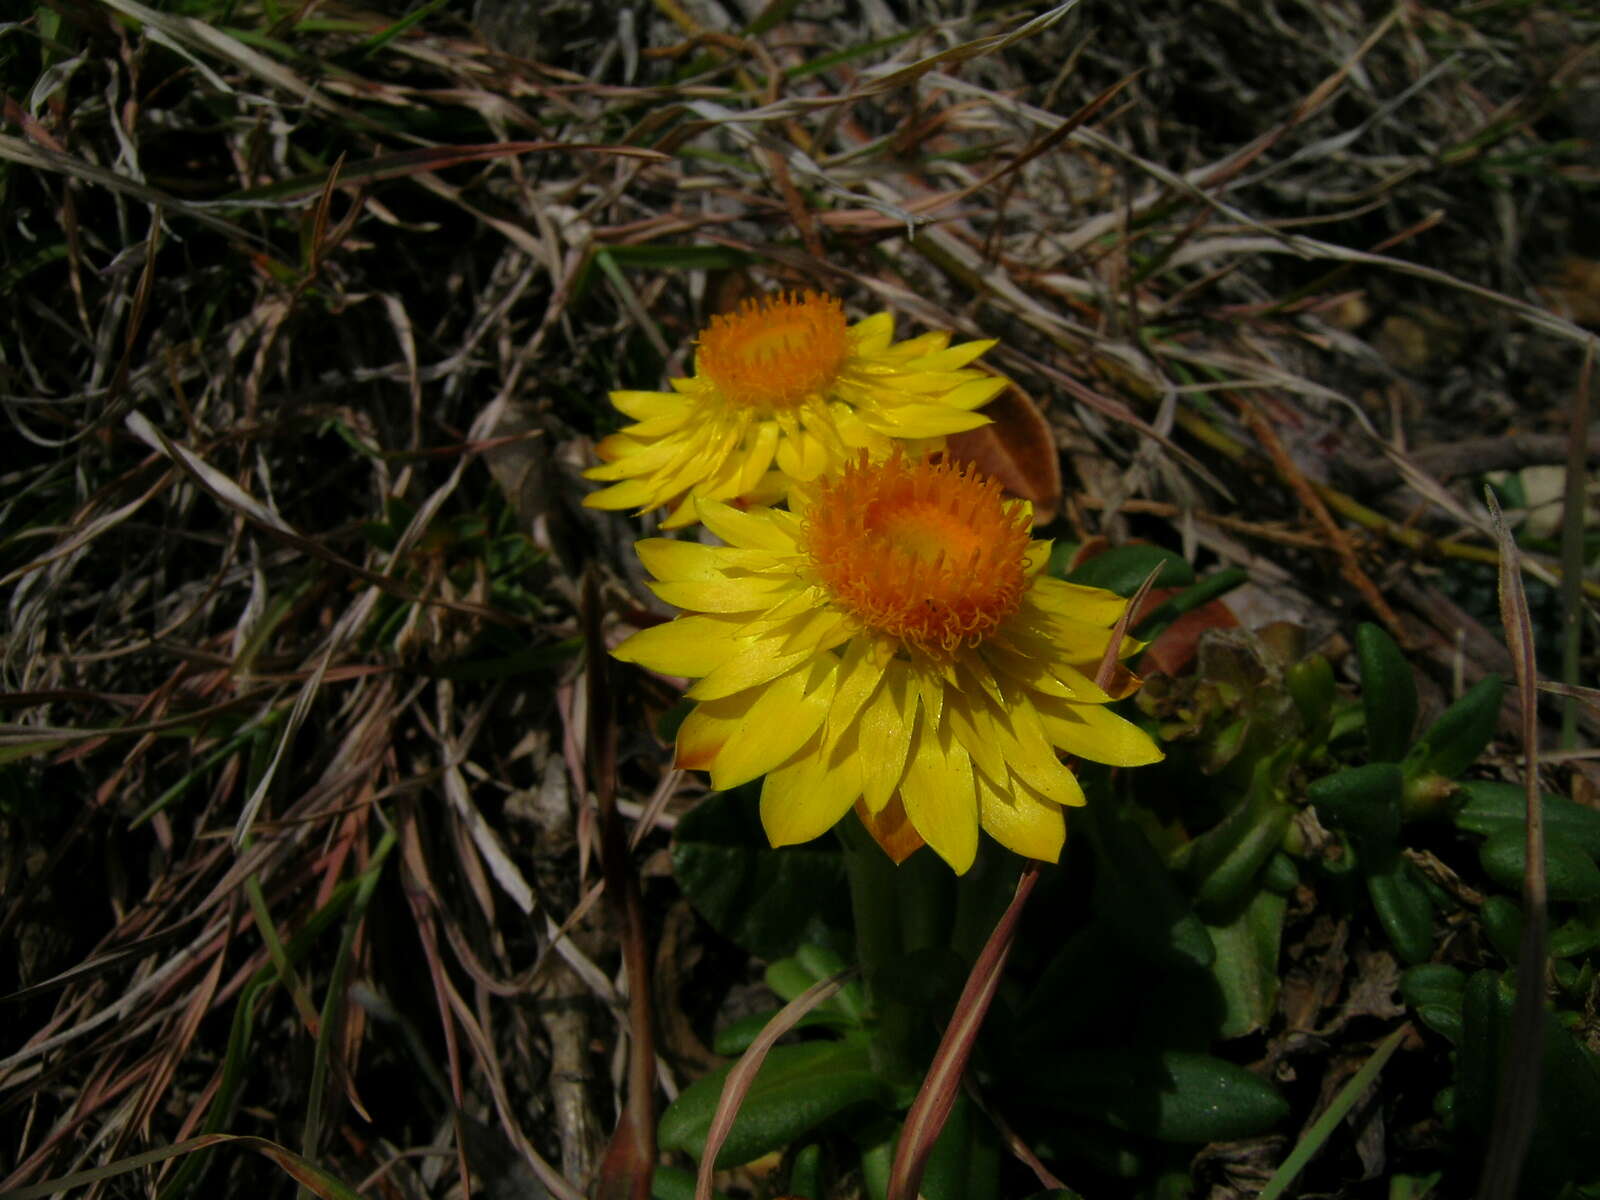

{"left": 613, "top": 452, "right": 1163, "bottom": 873}
{"left": 584, "top": 291, "right": 1007, "bottom": 528}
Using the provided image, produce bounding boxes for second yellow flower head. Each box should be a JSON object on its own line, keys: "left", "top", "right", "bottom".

{"left": 584, "top": 291, "right": 1006, "bottom": 527}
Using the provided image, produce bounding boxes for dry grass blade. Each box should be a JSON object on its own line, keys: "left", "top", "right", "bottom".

{"left": 1558, "top": 344, "right": 1594, "bottom": 747}
{"left": 584, "top": 570, "right": 656, "bottom": 1200}
{"left": 0, "top": 1133, "right": 366, "bottom": 1200}
{"left": 0, "top": 134, "right": 253, "bottom": 241}
{"left": 694, "top": 969, "right": 859, "bottom": 1200}
{"left": 1476, "top": 487, "right": 1548, "bottom": 1200}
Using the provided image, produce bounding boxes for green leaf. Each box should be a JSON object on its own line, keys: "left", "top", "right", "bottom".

{"left": 1366, "top": 860, "right": 1435, "bottom": 964}
{"left": 658, "top": 1040, "right": 891, "bottom": 1168}
{"left": 1403, "top": 675, "right": 1504, "bottom": 781}
{"left": 1481, "top": 895, "right": 1525, "bottom": 962}
{"left": 1479, "top": 828, "right": 1600, "bottom": 901}
{"left": 920, "top": 1089, "right": 1000, "bottom": 1200}
{"left": 1307, "top": 763, "right": 1403, "bottom": 861}
{"left": 1261, "top": 852, "right": 1300, "bottom": 895}
{"left": 1457, "top": 970, "right": 1600, "bottom": 1193}
{"left": 1401, "top": 963, "right": 1465, "bottom": 1044}
{"left": 1550, "top": 916, "right": 1600, "bottom": 960}
{"left": 672, "top": 789, "right": 851, "bottom": 958}
{"left": 1355, "top": 623, "right": 1417, "bottom": 762}
{"left": 1454, "top": 780, "right": 1600, "bottom": 858}
{"left": 1028, "top": 1049, "right": 1289, "bottom": 1143}
{"left": 650, "top": 1164, "right": 732, "bottom": 1200}
{"left": 713, "top": 1011, "right": 856, "bottom": 1057}
{"left": 1188, "top": 771, "right": 1296, "bottom": 921}
{"left": 1285, "top": 653, "right": 1335, "bottom": 733}
{"left": 1205, "top": 885, "right": 1287, "bottom": 1038}
{"left": 786, "top": 1144, "right": 823, "bottom": 1200}
{"left": 1063, "top": 544, "right": 1193, "bottom": 596}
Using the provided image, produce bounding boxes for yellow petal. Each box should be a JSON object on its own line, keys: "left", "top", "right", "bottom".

{"left": 695, "top": 500, "right": 799, "bottom": 553}
{"left": 675, "top": 691, "right": 755, "bottom": 772}
{"left": 767, "top": 606, "right": 854, "bottom": 658}
{"left": 945, "top": 691, "right": 1009, "bottom": 785}
{"left": 774, "top": 428, "right": 833, "bottom": 480}
{"left": 863, "top": 403, "right": 991, "bottom": 438}
{"left": 858, "top": 664, "right": 918, "bottom": 814}
{"left": 734, "top": 421, "right": 783, "bottom": 495}
{"left": 981, "top": 691, "right": 1086, "bottom": 809}
{"left": 899, "top": 718, "right": 978, "bottom": 874}
{"left": 612, "top": 614, "right": 746, "bottom": 678}
{"left": 848, "top": 311, "right": 895, "bottom": 354}
{"left": 649, "top": 573, "right": 795, "bottom": 615}
{"left": 821, "top": 638, "right": 890, "bottom": 751}
{"left": 1025, "top": 576, "right": 1130, "bottom": 625}
{"left": 583, "top": 476, "right": 669, "bottom": 512}
{"left": 759, "top": 733, "right": 862, "bottom": 847}
{"left": 904, "top": 340, "right": 996, "bottom": 372}
{"left": 635, "top": 538, "right": 775, "bottom": 583}
{"left": 609, "top": 389, "right": 689, "bottom": 421}
{"left": 985, "top": 641, "right": 1110, "bottom": 703}
{"left": 708, "top": 656, "right": 840, "bottom": 790}
{"left": 1034, "top": 698, "right": 1164, "bottom": 767}
{"left": 688, "top": 633, "right": 819, "bottom": 702}
{"left": 975, "top": 771, "right": 1066, "bottom": 862}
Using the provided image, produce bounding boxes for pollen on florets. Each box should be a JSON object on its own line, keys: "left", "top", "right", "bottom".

{"left": 696, "top": 291, "right": 849, "bottom": 411}
{"left": 802, "top": 452, "right": 1032, "bottom": 656}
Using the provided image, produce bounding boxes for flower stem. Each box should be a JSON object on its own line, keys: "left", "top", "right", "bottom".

{"left": 838, "top": 816, "right": 937, "bottom": 1087}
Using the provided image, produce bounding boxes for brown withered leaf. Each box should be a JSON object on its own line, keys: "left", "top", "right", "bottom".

{"left": 944, "top": 371, "right": 1062, "bottom": 524}
{"left": 1133, "top": 587, "right": 1242, "bottom": 677}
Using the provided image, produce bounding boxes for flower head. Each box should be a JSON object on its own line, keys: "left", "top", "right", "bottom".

{"left": 613, "top": 452, "right": 1163, "bottom": 872}
{"left": 584, "top": 292, "right": 1006, "bottom": 528}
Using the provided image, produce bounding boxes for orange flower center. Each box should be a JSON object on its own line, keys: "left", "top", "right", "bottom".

{"left": 697, "top": 291, "right": 849, "bottom": 410}
{"left": 803, "top": 453, "right": 1031, "bottom": 656}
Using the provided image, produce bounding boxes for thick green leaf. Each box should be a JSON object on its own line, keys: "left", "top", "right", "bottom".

{"left": 1481, "top": 895, "right": 1525, "bottom": 962}
{"left": 1025, "top": 1049, "right": 1289, "bottom": 1143}
{"left": 1285, "top": 653, "right": 1335, "bottom": 733}
{"left": 1307, "top": 763, "right": 1403, "bottom": 858}
{"left": 1261, "top": 851, "right": 1300, "bottom": 895}
{"left": 1404, "top": 675, "right": 1504, "bottom": 781}
{"left": 1366, "top": 860, "right": 1435, "bottom": 964}
{"left": 672, "top": 789, "right": 850, "bottom": 958}
{"left": 1205, "top": 886, "right": 1286, "bottom": 1038}
{"left": 658, "top": 1040, "right": 891, "bottom": 1168}
{"left": 1063, "top": 544, "right": 1193, "bottom": 596}
{"left": 1188, "top": 772, "right": 1295, "bottom": 920}
{"left": 713, "top": 1011, "right": 855, "bottom": 1056}
{"left": 1401, "top": 964, "right": 1466, "bottom": 1044}
{"left": 650, "top": 1165, "right": 732, "bottom": 1200}
{"left": 1457, "top": 970, "right": 1600, "bottom": 1193}
{"left": 1550, "top": 916, "right": 1600, "bottom": 960}
{"left": 920, "top": 1088, "right": 1000, "bottom": 1200}
{"left": 1355, "top": 623, "right": 1417, "bottom": 762}
{"left": 1479, "top": 828, "right": 1600, "bottom": 901}
{"left": 1400, "top": 963, "right": 1466, "bottom": 1009}
{"left": 1455, "top": 780, "right": 1600, "bottom": 857}
{"left": 787, "top": 1145, "right": 823, "bottom": 1200}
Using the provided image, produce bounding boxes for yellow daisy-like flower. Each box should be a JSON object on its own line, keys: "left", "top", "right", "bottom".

{"left": 613, "top": 452, "right": 1163, "bottom": 873}
{"left": 584, "top": 291, "right": 1007, "bottom": 528}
